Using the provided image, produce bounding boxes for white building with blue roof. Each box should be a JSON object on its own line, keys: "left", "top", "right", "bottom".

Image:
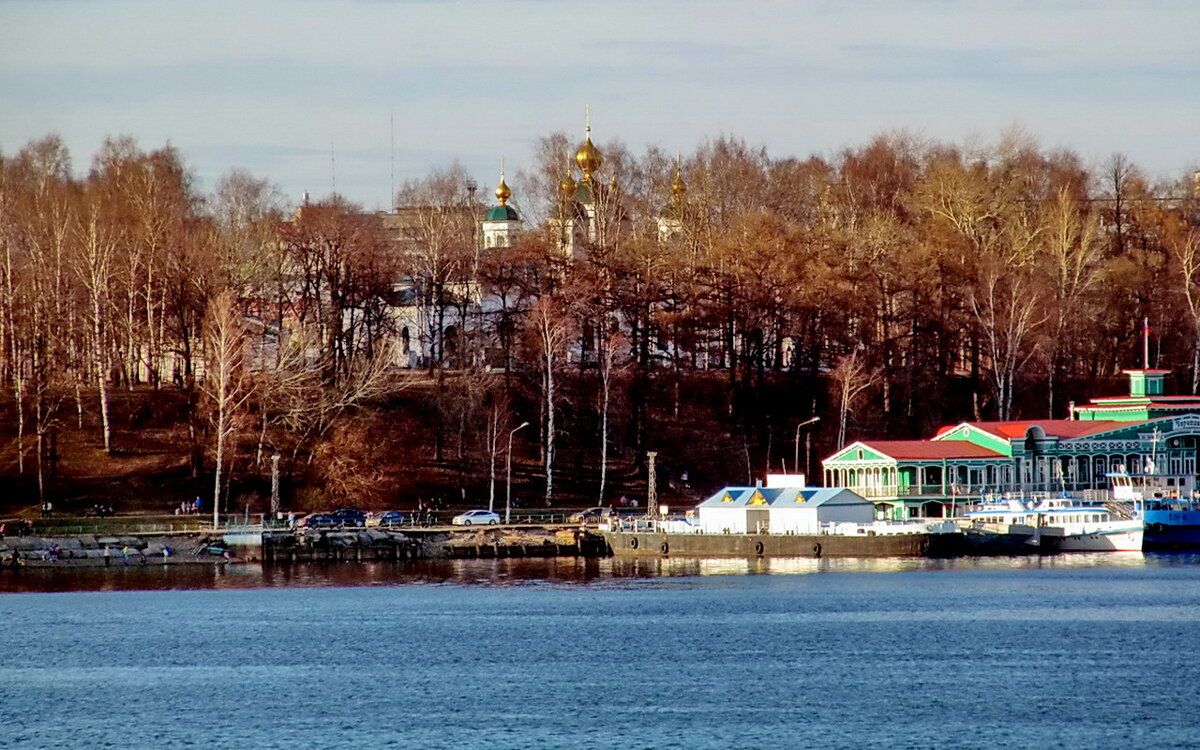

{"left": 696, "top": 483, "right": 874, "bottom": 534}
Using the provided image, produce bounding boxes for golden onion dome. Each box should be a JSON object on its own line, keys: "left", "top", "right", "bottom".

{"left": 495, "top": 176, "right": 512, "bottom": 206}
{"left": 559, "top": 172, "right": 577, "bottom": 199}
{"left": 575, "top": 135, "right": 602, "bottom": 181}
{"left": 671, "top": 167, "right": 687, "bottom": 200}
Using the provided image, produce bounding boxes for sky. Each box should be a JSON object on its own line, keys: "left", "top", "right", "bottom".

{"left": 3, "top": 0, "right": 1199, "bottom": 211}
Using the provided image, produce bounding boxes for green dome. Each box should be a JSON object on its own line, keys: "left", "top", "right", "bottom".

{"left": 572, "top": 180, "right": 594, "bottom": 205}
{"left": 486, "top": 205, "right": 519, "bottom": 221}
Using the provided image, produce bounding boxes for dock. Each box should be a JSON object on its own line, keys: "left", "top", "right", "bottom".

{"left": 257, "top": 525, "right": 611, "bottom": 563}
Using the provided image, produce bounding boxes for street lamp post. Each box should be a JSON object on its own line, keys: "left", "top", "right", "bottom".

{"left": 793, "top": 416, "right": 820, "bottom": 480}
{"left": 505, "top": 422, "right": 529, "bottom": 524}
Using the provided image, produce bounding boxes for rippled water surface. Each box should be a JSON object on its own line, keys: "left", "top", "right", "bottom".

{"left": 2, "top": 554, "right": 1199, "bottom": 749}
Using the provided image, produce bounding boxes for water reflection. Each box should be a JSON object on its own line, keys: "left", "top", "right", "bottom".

{"left": 2, "top": 550, "right": 1198, "bottom": 593}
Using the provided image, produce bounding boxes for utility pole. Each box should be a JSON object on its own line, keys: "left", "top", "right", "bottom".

{"left": 270, "top": 454, "right": 281, "bottom": 522}
{"left": 646, "top": 451, "right": 657, "bottom": 518}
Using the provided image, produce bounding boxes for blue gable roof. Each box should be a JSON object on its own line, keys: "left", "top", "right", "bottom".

{"left": 698, "top": 486, "right": 870, "bottom": 508}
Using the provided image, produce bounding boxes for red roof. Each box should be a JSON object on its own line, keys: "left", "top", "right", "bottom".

{"left": 1089, "top": 396, "right": 1200, "bottom": 404}
{"left": 859, "top": 440, "right": 1004, "bottom": 460}
{"left": 934, "top": 420, "right": 1133, "bottom": 440}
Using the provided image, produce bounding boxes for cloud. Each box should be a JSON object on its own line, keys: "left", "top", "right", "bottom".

{"left": 2, "top": 0, "right": 1198, "bottom": 206}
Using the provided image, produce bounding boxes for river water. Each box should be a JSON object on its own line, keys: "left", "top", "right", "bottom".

{"left": 2, "top": 553, "right": 1199, "bottom": 749}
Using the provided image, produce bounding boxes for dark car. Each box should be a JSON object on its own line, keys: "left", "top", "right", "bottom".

{"left": 377, "top": 511, "right": 406, "bottom": 528}
{"left": 328, "top": 508, "right": 367, "bottom": 527}
{"left": 301, "top": 513, "right": 339, "bottom": 528}
{"left": 568, "top": 506, "right": 613, "bottom": 523}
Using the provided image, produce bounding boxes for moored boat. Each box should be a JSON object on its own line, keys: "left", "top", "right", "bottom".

{"left": 1110, "top": 472, "right": 1200, "bottom": 550}
{"left": 965, "top": 495, "right": 1143, "bottom": 552}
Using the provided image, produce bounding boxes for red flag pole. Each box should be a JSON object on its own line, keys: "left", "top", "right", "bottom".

{"left": 1143, "top": 317, "right": 1150, "bottom": 370}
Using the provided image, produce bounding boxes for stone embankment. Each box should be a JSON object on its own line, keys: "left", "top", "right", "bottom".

{"left": 1, "top": 533, "right": 226, "bottom": 568}
{"left": 1, "top": 526, "right": 613, "bottom": 568}
{"left": 262, "top": 528, "right": 423, "bottom": 562}
{"left": 438, "top": 527, "right": 611, "bottom": 559}
{"left": 262, "top": 526, "right": 611, "bottom": 562}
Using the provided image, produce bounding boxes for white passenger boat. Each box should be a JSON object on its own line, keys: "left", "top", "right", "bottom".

{"left": 966, "top": 495, "right": 1143, "bottom": 552}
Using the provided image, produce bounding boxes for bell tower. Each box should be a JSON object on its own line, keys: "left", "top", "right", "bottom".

{"left": 481, "top": 157, "right": 522, "bottom": 249}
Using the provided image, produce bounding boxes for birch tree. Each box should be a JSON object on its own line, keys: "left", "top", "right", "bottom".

{"left": 74, "top": 194, "right": 118, "bottom": 453}
{"left": 202, "top": 290, "right": 254, "bottom": 525}
{"left": 830, "top": 350, "right": 878, "bottom": 449}
{"left": 529, "top": 297, "right": 570, "bottom": 505}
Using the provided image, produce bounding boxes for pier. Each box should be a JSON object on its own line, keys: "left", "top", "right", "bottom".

{"left": 258, "top": 525, "right": 611, "bottom": 563}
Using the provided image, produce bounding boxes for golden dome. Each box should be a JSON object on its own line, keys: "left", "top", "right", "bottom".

{"left": 671, "top": 167, "right": 686, "bottom": 200}
{"left": 559, "top": 172, "right": 577, "bottom": 199}
{"left": 575, "top": 136, "right": 601, "bottom": 181}
{"left": 495, "top": 176, "right": 511, "bottom": 206}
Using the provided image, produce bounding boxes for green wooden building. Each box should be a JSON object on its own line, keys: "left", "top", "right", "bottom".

{"left": 821, "top": 370, "right": 1200, "bottom": 520}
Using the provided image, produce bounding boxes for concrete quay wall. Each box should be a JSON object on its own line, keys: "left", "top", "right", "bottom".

{"left": 1, "top": 532, "right": 227, "bottom": 568}
{"left": 262, "top": 526, "right": 611, "bottom": 563}
{"left": 603, "top": 531, "right": 968, "bottom": 558}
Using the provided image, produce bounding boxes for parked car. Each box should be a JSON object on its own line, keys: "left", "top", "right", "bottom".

{"left": 301, "top": 513, "right": 338, "bottom": 528}
{"left": 328, "top": 508, "right": 367, "bottom": 527}
{"left": 451, "top": 509, "right": 501, "bottom": 526}
{"left": 568, "top": 506, "right": 613, "bottom": 523}
{"left": 377, "top": 510, "right": 406, "bottom": 528}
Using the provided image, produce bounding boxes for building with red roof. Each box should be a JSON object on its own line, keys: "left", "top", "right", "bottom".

{"left": 822, "top": 369, "right": 1200, "bottom": 521}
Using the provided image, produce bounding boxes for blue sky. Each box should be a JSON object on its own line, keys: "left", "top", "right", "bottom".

{"left": 3, "top": 0, "right": 1198, "bottom": 210}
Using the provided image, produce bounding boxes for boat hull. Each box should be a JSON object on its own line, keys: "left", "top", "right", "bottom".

{"left": 1142, "top": 510, "right": 1200, "bottom": 550}
{"left": 601, "top": 531, "right": 967, "bottom": 558}
{"left": 1054, "top": 527, "right": 1143, "bottom": 552}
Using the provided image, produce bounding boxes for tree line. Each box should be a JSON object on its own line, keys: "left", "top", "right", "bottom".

{"left": 0, "top": 130, "right": 1197, "bottom": 511}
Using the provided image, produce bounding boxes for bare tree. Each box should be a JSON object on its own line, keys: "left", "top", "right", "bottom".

{"left": 202, "top": 290, "right": 255, "bottom": 525}
{"left": 74, "top": 195, "right": 118, "bottom": 453}
{"left": 393, "top": 164, "right": 479, "bottom": 369}
{"left": 1041, "top": 188, "right": 1101, "bottom": 414}
{"left": 529, "top": 297, "right": 571, "bottom": 505}
{"left": 596, "top": 328, "right": 627, "bottom": 504}
{"left": 830, "top": 351, "right": 878, "bottom": 449}
{"left": 1166, "top": 213, "right": 1200, "bottom": 391}
{"left": 970, "top": 261, "right": 1047, "bottom": 420}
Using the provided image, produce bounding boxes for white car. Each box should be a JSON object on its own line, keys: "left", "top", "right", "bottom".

{"left": 452, "top": 509, "right": 501, "bottom": 526}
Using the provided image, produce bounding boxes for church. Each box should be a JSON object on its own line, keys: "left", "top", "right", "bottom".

{"left": 381, "top": 111, "right": 688, "bottom": 369}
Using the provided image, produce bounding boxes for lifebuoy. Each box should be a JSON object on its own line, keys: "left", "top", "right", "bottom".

{"left": 629, "top": 537, "right": 639, "bottom": 550}
{"left": 660, "top": 542, "right": 670, "bottom": 555}
{"left": 812, "top": 542, "right": 822, "bottom": 558}
{"left": 754, "top": 541, "right": 764, "bottom": 555}
{"left": 1148, "top": 523, "right": 1164, "bottom": 533}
